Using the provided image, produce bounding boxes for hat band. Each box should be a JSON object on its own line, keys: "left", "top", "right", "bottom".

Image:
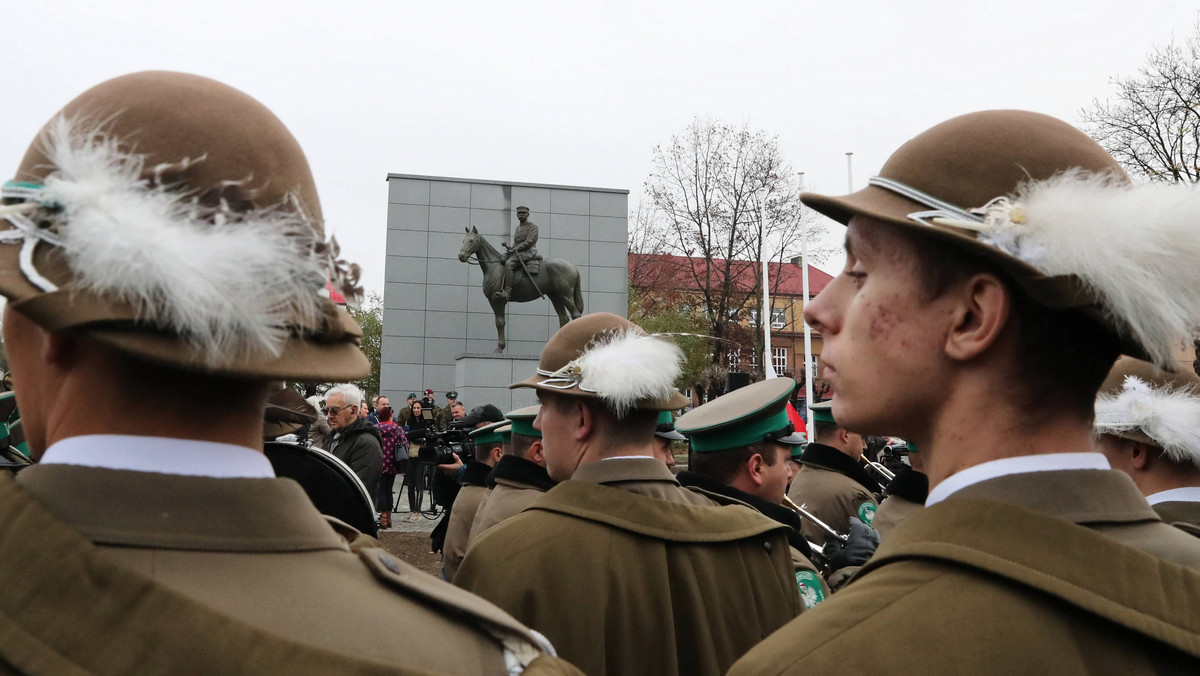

{"left": 534, "top": 368, "right": 599, "bottom": 393}
{"left": 509, "top": 418, "right": 540, "bottom": 438}
{"left": 869, "top": 176, "right": 984, "bottom": 227}
{"left": 690, "top": 409, "right": 791, "bottom": 453}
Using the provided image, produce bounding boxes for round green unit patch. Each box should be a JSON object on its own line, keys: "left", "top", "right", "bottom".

{"left": 795, "top": 569, "right": 826, "bottom": 609}
{"left": 857, "top": 501, "right": 877, "bottom": 525}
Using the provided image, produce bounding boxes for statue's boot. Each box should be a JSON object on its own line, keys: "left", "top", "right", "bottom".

{"left": 492, "top": 289, "right": 510, "bottom": 301}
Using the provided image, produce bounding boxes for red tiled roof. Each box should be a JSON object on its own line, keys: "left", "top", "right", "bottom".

{"left": 629, "top": 252, "right": 833, "bottom": 297}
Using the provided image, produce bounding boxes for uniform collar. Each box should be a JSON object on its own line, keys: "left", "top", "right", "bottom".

{"left": 1146, "top": 486, "right": 1200, "bottom": 505}
{"left": 572, "top": 456, "right": 678, "bottom": 485}
{"left": 927, "top": 452, "right": 1110, "bottom": 507}
{"left": 41, "top": 434, "right": 274, "bottom": 478}
{"left": 16, "top": 463, "right": 344, "bottom": 552}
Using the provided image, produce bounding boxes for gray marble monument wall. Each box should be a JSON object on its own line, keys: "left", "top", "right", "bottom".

{"left": 381, "top": 174, "right": 629, "bottom": 411}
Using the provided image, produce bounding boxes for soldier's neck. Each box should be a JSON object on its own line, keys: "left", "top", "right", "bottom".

{"left": 919, "top": 376, "right": 1098, "bottom": 495}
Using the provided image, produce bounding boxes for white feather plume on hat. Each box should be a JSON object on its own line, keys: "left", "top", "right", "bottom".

{"left": 11, "top": 116, "right": 342, "bottom": 361}
{"left": 1095, "top": 375, "right": 1200, "bottom": 468}
{"left": 952, "top": 170, "right": 1200, "bottom": 369}
{"left": 568, "top": 328, "right": 683, "bottom": 417}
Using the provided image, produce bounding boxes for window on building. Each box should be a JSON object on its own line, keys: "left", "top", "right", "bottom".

{"left": 771, "top": 308, "right": 787, "bottom": 329}
{"left": 772, "top": 347, "right": 788, "bottom": 372}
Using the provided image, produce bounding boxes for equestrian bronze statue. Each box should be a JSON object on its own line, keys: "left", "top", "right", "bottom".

{"left": 458, "top": 226, "right": 584, "bottom": 352}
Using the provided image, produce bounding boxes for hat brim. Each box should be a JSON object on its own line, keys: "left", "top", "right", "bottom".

{"left": 511, "top": 372, "right": 691, "bottom": 412}
{"left": 802, "top": 185, "right": 1148, "bottom": 361}
{"left": 655, "top": 429, "right": 687, "bottom": 441}
{"left": 775, "top": 432, "right": 808, "bottom": 446}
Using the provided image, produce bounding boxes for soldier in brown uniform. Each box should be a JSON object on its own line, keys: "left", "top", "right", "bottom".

{"left": 442, "top": 419, "right": 506, "bottom": 581}
{"left": 786, "top": 401, "right": 881, "bottom": 543}
{"left": 870, "top": 445, "right": 928, "bottom": 540}
{"left": 1095, "top": 356, "right": 1200, "bottom": 530}
{"left": 731, "top": 110, "right": 1200, "bottom": 675}
{"left": 0, "top": 72, "right": 577, "bottom": 675}
{"left": 456, "top": 313, "right": 802, "bottom": 676}
{"left": 675, "top": 377, "right": 828, "bottom": 609}
{"left": 468, "top": 404, "right": 558, "bottom": 545}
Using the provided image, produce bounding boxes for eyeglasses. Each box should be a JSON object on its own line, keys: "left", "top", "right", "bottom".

{"left": 326, "top": 405, "right": 352, "bottom": 416}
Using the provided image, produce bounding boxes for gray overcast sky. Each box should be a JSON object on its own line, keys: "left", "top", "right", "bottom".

{"left": 5, "top": 0, "right": 1197, "bottom": 293}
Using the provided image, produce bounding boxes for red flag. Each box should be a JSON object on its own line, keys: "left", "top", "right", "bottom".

{"left": 786, "top": 401, "right": 806, "bottom": 435}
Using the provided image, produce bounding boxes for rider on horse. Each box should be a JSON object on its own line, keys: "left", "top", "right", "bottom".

{"left": 494, "top": 206, "right": 542, "bottom": 301}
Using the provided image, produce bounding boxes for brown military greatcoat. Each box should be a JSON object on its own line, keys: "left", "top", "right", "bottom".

{"left": 442, "top": 460, "right": 492, "bottom": 582}
{"left": 731, "top": 469, "right": 1200, "bottom": 675}
{"left": 468, "top": 455, "right": 556, "bottom": 547}
{"left": 1, "top": 465, "right": 580, "bottom": 675}
{"left": 787, "top": 443, "right": 880, "bottom": 543}
{"left": 456, "top": 457, "right": 802, "bottom": 676}
{"left": 1153, "top": 499, "right": 1200, "bottom": 530}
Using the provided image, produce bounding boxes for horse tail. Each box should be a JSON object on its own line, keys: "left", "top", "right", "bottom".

{"left": 573, "top": 269, "right": 584, "bottom": 314}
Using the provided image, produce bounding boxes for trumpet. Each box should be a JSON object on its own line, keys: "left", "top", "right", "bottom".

{"left": 783, "top": 495, "right": 848, "bottom": 544}
{"left": 862, "top": 459, "right": 895, "bottom": 487}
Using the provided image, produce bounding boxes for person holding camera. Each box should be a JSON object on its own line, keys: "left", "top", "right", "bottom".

{"left": 443, "top": 420, "right": 507, "bottom": 581}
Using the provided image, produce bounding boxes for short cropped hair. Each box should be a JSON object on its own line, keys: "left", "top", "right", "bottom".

{"left": 906, "top": 232, "right": 1120, "bottom": 418}
{"left": 690, "top": 442, "right": 781, "bottom": 485}
{"left": 509, "top": 432, "right": 538, "bottom": 459}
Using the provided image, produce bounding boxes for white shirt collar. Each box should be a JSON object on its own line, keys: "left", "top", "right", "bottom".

{"left": 40, "top": 434, "right": 275, "bottom": 479}
{"left": 925, "top": 452, "right": 1110, "bottom": 507}
{"left": 1145, "top": 486, "right": 1200, "bottom": 505}
{"left": 602, "top": 455, "right": 655, "bottom": 461}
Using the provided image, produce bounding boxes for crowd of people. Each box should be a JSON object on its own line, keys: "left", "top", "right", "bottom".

{"left": 1, "top": 70, "right": 1200, "bottom": 675}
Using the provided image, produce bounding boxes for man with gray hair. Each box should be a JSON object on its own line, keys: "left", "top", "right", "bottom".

{"left": 326, "top": 383, "right": 382, "bottom": 499}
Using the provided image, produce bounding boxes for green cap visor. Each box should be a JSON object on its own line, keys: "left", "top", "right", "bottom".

{"left": 689, "top": 409, "right": 792, "bottom": 453}
{"left": 508, "top": 417, "right": 541, "bottom": 438}
{"left": 811, "top": 406, "right": 835, "bottom": 424}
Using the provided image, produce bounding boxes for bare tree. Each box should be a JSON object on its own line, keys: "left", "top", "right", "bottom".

{"left": 642, "top": 117, "right": 826, "bottom": 368}
{"left": 1080, "top": 23, "right": 1200, "bottom": 183}
{"left": 1080, "top": 22, "right": 1200, "bottom": 370}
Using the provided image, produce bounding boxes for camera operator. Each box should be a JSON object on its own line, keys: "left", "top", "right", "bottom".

{"left": 443, "top": 420, "right": 507, "bottom": 582}
{"left": 429, "top": 404, "right": 506, "bottom": 559}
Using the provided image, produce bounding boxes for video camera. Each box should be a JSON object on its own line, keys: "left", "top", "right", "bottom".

{"left": 408, "top": 418, "right": 475, "bottom": 465}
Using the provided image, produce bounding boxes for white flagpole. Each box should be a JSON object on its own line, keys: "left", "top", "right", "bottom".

{"left": 800, "top": 172, "right": 814, "bottom": 421}
{"left": 761, "top": 195, "right": 777, "bottom": 379}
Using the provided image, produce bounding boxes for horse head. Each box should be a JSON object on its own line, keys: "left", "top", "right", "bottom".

{"left": 458, "top": 226, "right": 480, "bottom": 262}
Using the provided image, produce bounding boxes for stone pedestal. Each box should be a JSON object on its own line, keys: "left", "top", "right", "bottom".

{"left": 454, "top": 353, "right": 542, "bottom": 413}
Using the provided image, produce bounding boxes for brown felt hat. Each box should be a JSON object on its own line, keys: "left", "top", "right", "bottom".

{"left": 0, "top": 71, "right": 367, "bottom": 381}
{"left": 801, "top": 110, "right": 1145, "bottom": 355}
{"left": 263, "top": 386, "right": 319, "bottom": 440}
{"left": 1095, "top": 356, "right": 1200, "bottom": 448}
{"left": 511, "top": 312, "right": 691, "bottom": 412}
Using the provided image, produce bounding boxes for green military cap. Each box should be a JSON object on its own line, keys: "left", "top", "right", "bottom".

{"left": 446, "top": 391, "right": 459, "bottom": 400}
{"left": 506, "top": 404, "right": 541, "bottom": 438}
{"left": 654, "top": 410, "right": 687, "bottom": 441}
{"left": 810, "top": 401, "right": 836, "bottom": 424}
{"left": 675, "top": 378, "right": 806, "bottom": 453}
{"left": 470, "top": 420, "right": 509, "bottom": 446}
{"left": 407, "top": 392, "right": 417, "bottom": 400}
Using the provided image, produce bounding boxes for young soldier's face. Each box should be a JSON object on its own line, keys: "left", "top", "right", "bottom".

{"left": 804, "top": 217, "right": 956, "bottom": 439}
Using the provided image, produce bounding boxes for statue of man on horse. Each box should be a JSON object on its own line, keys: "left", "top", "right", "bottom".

{"left": 458, "top": 221, "right": 584, "bottom": 353}
{"left": 494, "top": 205, "right": 540, "bottom": 302}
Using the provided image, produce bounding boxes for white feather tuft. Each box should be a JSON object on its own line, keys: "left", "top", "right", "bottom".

{"left": 574, "top": 328, "right": 682, "bottom": 417}
{"left": 32, "top": 116, "right": 333, "bottom": 362}
{"left": 982, "top": 170, "right": 1200, "bottom": 368}
{"left": 1095, "top": 375, "right": 1200, "bottom": 468}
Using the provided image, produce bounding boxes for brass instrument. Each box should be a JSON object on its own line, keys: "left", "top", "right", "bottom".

{"left": 863, "top": 459, "right": 895, "bottom": 487}
{"left": 783, "top": 495, "right": 848, "bottom": 544}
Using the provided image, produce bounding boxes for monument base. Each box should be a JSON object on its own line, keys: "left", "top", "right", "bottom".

{"left": 455, "top": 353, "right": 542, "bottom": 413}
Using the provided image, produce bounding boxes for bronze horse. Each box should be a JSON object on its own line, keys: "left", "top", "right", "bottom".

{"left": 458, "top": 227, "right": 584, "bottom": 352}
